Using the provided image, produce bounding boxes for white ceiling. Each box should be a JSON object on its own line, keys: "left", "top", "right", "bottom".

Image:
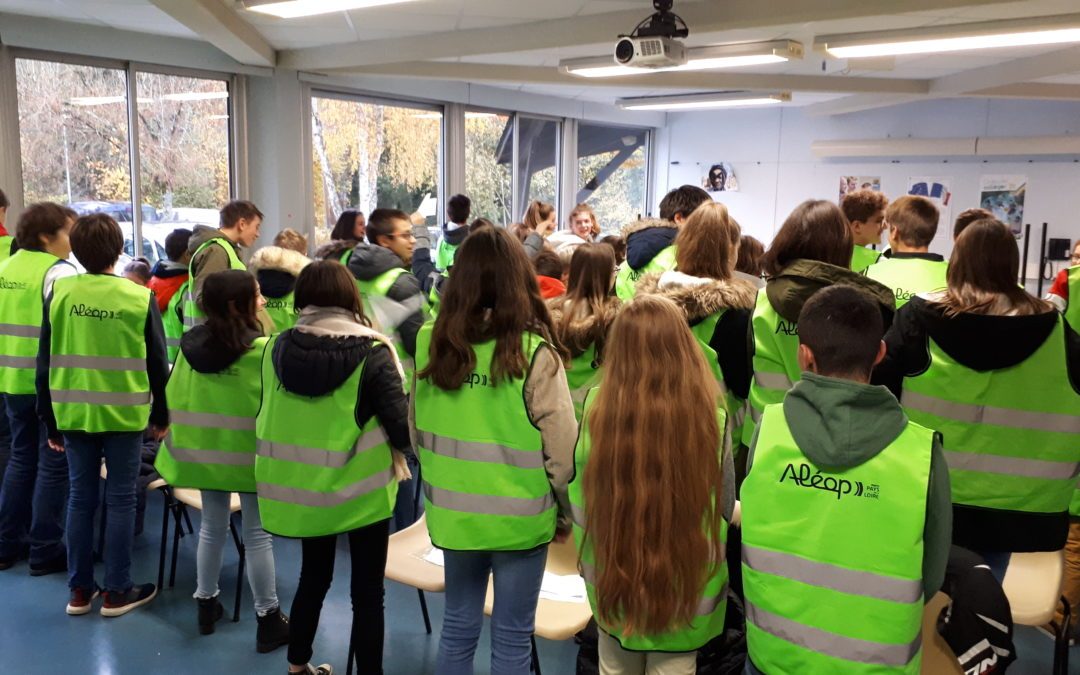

{"left": 2, "top": 0, "right": 1080, "bottom": 112}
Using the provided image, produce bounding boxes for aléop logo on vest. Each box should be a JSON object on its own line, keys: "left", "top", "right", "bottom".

{"left": 0, "top": 276, "right": 29, "bottom": 291}
{"left": 774, "top": 320, "right": 798, "bottom": 336}
{"left": 779, "top": 462, "right": 881, "bottom": 500}
{"left": 893, "top": 287, "right": 915, "bottom": 303}
{"left": 463, "top": 372, "right": 498, "bottom": 389}
{"left": 69, "top": 304, "right": 124, "bottom": 322}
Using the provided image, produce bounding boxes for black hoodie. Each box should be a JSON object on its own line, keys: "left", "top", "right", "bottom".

{"left": 270, "top": 327, "right": 411, "bottom": 454}
{"left": 875, "top": 296, "right": 1080, "bottom": 552}
{"left": 179, "top": 324, "right": 262, "bottom": 374}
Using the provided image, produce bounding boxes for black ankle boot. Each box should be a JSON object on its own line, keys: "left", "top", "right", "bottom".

{"left": 197, "top": 596, "right": 224, "bottom": 635}
{"left": 257, "top": 606, "right": 290, "bottom": 653}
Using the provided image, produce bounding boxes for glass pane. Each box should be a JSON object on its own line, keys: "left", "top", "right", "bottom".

{"left": 15, "top": 58, "right": 134, "bottom": 255}
{"left": 311, "top": 95, "right": 442, "bottom": 247}
{"left": 517, "top": 117, "right": 559, "bottom": 220}
{"left": 577, "top": 123, "right": 648, "bottom": 236}
{"left": 136, "top": 72, "right": 231, "bottom": 262}
{"left": 464, "top": 111, "right": 512, "bottom": 225}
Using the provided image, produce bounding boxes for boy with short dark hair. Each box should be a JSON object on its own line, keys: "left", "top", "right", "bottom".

{"left": 533, "top": 249, "right": 566, "bottom": 299}
{"left": 866, "top": 196, "right": 948, "bottom": 308}
{"left": 841, "top": 189, "right": 889, "bottom": 273}
{"left": 36, "top": 212, "right": 170, "bottom": 616}
{"left": 741, "top": 285, "right": 950, "bottom": 675}
{"left": 953, "top": 207, "right": 994, "bottom": 240}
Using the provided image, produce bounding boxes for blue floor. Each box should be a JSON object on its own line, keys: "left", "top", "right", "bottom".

{"left": 0, "top": 496, "right": 1075, "bottom": 674}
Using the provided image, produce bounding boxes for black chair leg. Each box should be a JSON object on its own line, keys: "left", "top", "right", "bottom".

{"left": 229, "top": 515, "right": 244, "bottom": 622}
{"left": 157, "top": 490, "right": 170, "bottom": 590}
{"left": 418, "top": 589, "right": 432, "bottom": 634}
{"left": 346, "top": 613, "right": 358, "bottom": 675}
{"left": 182, "top": 507, "right": 194, "bottom": 535}
{"left": 169, "top": 504, "right": 185, "bottom": 588}
{"left": 1054, "top": 596, "right": 1072, "bottom": 675}
{"left": 530, "top": 635, "right": 541, "bottom": 675}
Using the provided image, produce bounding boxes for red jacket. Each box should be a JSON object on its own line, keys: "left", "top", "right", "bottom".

{"left": 537, "top": 275, "right": 566, "bottom": 300}
{"left": 148, "top": 273, "right": 188, "bottom": 313}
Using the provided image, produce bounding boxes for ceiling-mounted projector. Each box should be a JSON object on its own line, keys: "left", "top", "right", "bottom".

{"left": 614, "top": 0, "right": 689, "bottom": 69}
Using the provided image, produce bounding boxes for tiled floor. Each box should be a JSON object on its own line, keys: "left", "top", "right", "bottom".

{"left": 0, "top": 498, "right": 1074, "bottom": 673}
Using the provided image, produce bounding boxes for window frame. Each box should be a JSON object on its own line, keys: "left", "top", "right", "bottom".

{"left": 575, "top": 120, "right": 653, "bottom": 231}
{"left": 9, "top": 48, "right": 240, "bottom": 257}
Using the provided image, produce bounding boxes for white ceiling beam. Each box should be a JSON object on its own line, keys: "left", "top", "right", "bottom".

{"left": 929, "top": 44, "right": 1080, "bottom": 96}
{"left": 803, "top": 94, "right": 926, "bottom": 116}
{"left": 149, "top": 0, "right": 275, "bottom": 67}
{"left": 278, "top": 0, "right": 1019, "bottom": 71}
{"left": 804, "top": 81, "right": 1080, "bottom": 117}
{"left": 335, "top": 62, "right": 931, "bottom": 95}
{"left": 970, "top": 82, "right": 1080, "bottom": 100}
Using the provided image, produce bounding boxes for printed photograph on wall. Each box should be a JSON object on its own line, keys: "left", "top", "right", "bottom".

{"left": 908, "top": 177, "right": 953, "bottom": 252}
{"left": 702, "top": 163, "right": 738, "bottom": 192}
{"left": 839, "top": 176, "right": 881, "bottom": 200}
{"left": 979, "top": 175, "right": 1026, "bottom": 238}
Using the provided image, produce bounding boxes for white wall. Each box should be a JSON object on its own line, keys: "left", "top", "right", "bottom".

{"left": 657, "top": 99, "right": 1080, "bottom": 289}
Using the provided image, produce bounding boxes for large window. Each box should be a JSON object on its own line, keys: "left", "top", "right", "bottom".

{"left": 311, "top": 94, "right": 442, "bottom": 245}
{"left": 517, "top": 116, "right": 560, "bottom": 220}
{"left": 577, "top": 123, "right": 648, "bottom": 235}
{"left": 14, "top": 55, "right": 234, "bottom": 264}
{"left": 465, "top": 110, "right": 511, "bottom": 225}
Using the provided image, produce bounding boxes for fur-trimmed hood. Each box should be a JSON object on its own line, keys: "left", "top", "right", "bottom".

{"left": 249, "top": 246, "right": 311, "bottom": 277}
{"left": 547, "top": 295, "right": 621, "bottom": 358}
{"left": 620, "top": 217, "right": 677, "bottom": 239}
{"left": 635, "top": 270, "right": 757, "bottom": 322}
{"left": 314, "top": 239, "right": 356, "bottom": 262}
{"left": 622, "top": 218, "right": 679, "bottom": 272}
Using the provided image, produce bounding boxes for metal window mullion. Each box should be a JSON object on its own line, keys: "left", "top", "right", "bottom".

{"left": 230, "top": 75, "right": 247, "bottom": 200}
{"left": 126, "top": 63, "right": 143, "bottom": 258}
{"left": 511, "top": 113, "right": 522, "bottom": 222}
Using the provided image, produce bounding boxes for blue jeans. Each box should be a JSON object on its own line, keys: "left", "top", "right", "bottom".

{"left": 0, "top": 394, "right": 67, "bottom": 564}
{"left": 437, "top": 545, "right": 548, "bottom": 675}
{"left": 392, "top": 454, "right": 422, "bottom": 532}
{"left": 65, "top": 431, "right": 141, "bottom": 593}
{"left": 195, "top": 491, "right": 279, "bottom": 615}
{"left": 0, "top": 396, "right": 11, "bottom": 484}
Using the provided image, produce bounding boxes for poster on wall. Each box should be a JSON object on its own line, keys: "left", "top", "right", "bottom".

{"left": 979, "top": 175, "right": 1026, "bottom": 238}
{"left": 907, "top": 177, "right": 953, "bottom": 252}
{"left": 839, "top": 176, "right": 881, "bottom": 201}
{"left": 702, "top": 163, "right": 738, "bottom": 192}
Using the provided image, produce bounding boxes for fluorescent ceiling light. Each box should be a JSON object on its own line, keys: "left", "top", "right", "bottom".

{"left": 816, "top": 13, "right": 1080, "bottom": 58}
{"left": 241, "top": 0, "right": 418, "bottom": 19}
{"left": 617, "top": 92, "right": 790, "bottom": 111}
{"left": 561, "top": 41, "right": 803, "bottom": 78}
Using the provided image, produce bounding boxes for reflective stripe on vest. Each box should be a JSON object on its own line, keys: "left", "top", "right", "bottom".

{"left": 48, "top": 275, "right": 152, "bottom": 433}
{"left": 155, "top": 338, "right": 267, "bottom": 493}
{"left": 743, "top": 288, "right": 801, "bottom": 447}
{"left": 742, "top": 405, "right": 930, "bottom": 675}
{"left": 614, "top": 245, "right": 677, "bottom": 302}
{"left": 0, "top": 250, "right": 62, "bottom": 395}
{"left": 415, "top": 324, "right": 555, "bottom": 551}
{"left": 850, "top": 245, "right": 881, "bottom": 274}
{"left": 1066, "top": 265, "right": 1080, "bottom": 329}
{"left": 865, "top": 257, "right": 948, "bottom": 309}
{"left": 570, "top": 387, "right": 730, "bottom": 652}
{"left": 902, "top": 320, "right": 1080, "bottom": 515}
{"left": 255, "top": 334, "right": 396, "bottom": 537}
{"left": 184, "top": 239, "right": 245, "bottom": 332}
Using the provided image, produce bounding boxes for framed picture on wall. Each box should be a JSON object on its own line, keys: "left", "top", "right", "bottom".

{"left": 979, "top": 175, "right": 1026, "bottom": 238}
{"left": 839, "top": 176, "right": 881, "bottom": 200}
{"left": 703, "top": 163, "right": 738, "bottom": 192}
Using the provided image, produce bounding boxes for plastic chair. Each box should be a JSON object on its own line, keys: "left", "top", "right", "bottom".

{"left": 483, "top": 533, "right": 593, "bottom": 675}
{"left": 1002, "top": 550, "right": 1070, "bottom": 674}
{"left": 169, "top": 488, "right": 246, "bottom": 622}
{"left": 921, "top": 592, "right": 963, "bottom": 674}
{"left": 383, "top": 513, "right": 442, "bottom": 635}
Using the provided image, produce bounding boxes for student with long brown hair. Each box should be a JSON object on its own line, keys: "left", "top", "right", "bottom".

{"left": 876, "top": 219, "right": 1080, "bottom": 581}
{"left": 412, "top": 225, "right": 576, "bottom": 674}
{"left": 735, "top": 235, "right": 765, "bottom": 288}
{"left": 745, "top": 200, "right": 894, "bottom": 448}
{"left": 637, "top": 202, "right": 756, "bottom": 452}
{"left": 548, "top": 243, "right": 620, "bottom": 419}
{"left": 569, "top": 295, "right": 732, "bottom": 673}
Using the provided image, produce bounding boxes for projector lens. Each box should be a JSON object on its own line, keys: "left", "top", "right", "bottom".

{"left": 615, "top": 39, "right": 635, "bottom": 64}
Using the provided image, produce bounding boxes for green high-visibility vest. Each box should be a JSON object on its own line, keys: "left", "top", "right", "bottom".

{"left": 184, "top": 238, "right": 246, "bottom": 332}
{"left": 570, "top": 388, "right": 729, "bottom": 651}
{"left": 742, "top": 404, "right": 931, "bottom": 674}
{"left": 49, "top": 275, "right": 152, "bottom": 433}
{"left": 0, "top": 249, "right": 63, "bottom": 395}
{"left": 902, "top": 318, "right": 1080, "bottom": 516}
{"left": 690, "top": 311, "right": 747, "bottom": 448}
{"left": 263, "top": 292, "right": 297, "bottom": 333}
{"left": 155, "top": 338, "right": 269, "bottom": 493}
{"left": 615, "top": 246, "right": 677, "bottom": 302}
{"left": 415, "top": 324, "right": 556, "bottom": 551}
{"left": 0, "top": 236, "right": 14, "bottom": 263}
{"left": 1070, "top": 482, "right": 1080, "bottom": 519}
{"left": 357, "top": 267, "right": 413, "bottom": 378}
{"left": 1066, "top": 265, "right": 1080, "bottom": 329}
{"left": 866, "top": 257, "right": 948, "bottom": 309}
{"left": 743, "top": 289, "right": 801, "bottom": 447}
{"left": 851, "top": 245, "right": 881, "bottom": 274}
{"left": 426, "top": 276, "right": 445, "bottom": 318}
{"left": 163, "top": 281, "right": 186, "bottom": 364}
{"left": 567, "top": 344, "right": 600, "bottom": 422}
{"left": 434, "top": 237, "right": 458, "bottom": 272}
{"left": 255, "top": 335, "right": 397, "bottom": 538}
